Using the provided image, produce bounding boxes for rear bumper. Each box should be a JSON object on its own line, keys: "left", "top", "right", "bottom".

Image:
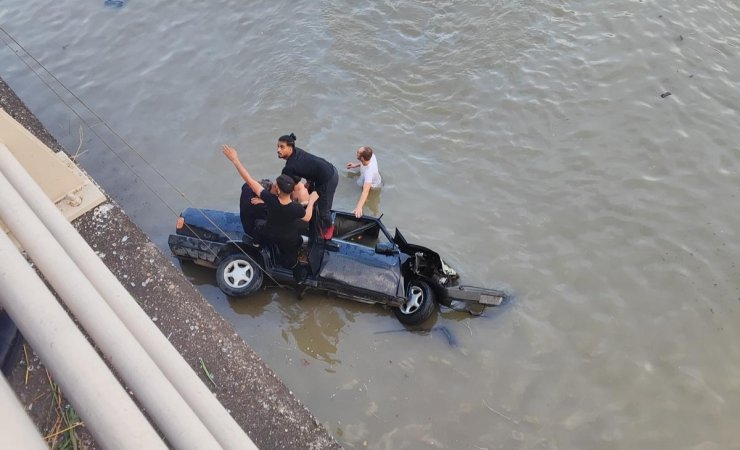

{"left": 446, "top": 285, "right": 506, "bottom": 306}
{"left": 168, "top": 234, "right": 225, "bottom": 265}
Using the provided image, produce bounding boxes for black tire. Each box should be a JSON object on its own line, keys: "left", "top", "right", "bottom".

{"left": 216, "top": 252, "right": 263, "bottom": 297}
{"left": 394, "top": 279, "right": 436, "bottom": 325}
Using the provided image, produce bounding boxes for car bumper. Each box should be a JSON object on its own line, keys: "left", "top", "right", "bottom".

{"left": 446, "top": 285, "right": 506, "bottom": 306}
{"left": 168, "top": 234, "right": 225, "bottom": 265}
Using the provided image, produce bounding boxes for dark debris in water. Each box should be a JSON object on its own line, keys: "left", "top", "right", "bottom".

{"left": 104, "top": 0, "right": 127, "bottom": 8}
{"left": 374, "top": 325, "right": 458, "bottom": 347}
{"left": 660, "top": 91, "right": 672, "bottom": 98}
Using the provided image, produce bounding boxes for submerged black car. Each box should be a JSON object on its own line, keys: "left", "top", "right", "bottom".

{"left": 168, "top": 208, "right": 507, "bottom": 325}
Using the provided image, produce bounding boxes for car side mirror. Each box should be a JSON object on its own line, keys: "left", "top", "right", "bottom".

{"left": 375, "top": 242, "right": 398, "bottom": 255}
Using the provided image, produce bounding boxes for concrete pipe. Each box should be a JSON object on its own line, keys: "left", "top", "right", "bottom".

{"left": 0, "top": 374, "right": 54, "bottom": 450}
{"left": 0, "top": 144, "right": 256, "bottom": 449}
{"left": 0, "top": 173, "right": 223, "bottom": 449}
{"left": 0, "top": 231, "right": 167, "bottom": 450}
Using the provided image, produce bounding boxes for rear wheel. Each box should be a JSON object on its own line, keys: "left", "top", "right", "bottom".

{"left": 394, "top": 279, "right": 436, "bottom": 325}
{"left": 216, "top": 252, "right": 263, "bottom": 297}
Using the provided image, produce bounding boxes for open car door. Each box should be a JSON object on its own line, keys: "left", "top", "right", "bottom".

{"left": 318, "top": 213, "right": 403, "bottom": 299}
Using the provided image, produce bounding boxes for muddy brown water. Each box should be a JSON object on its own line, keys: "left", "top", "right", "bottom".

{"left": 2, "top": 1, "right": 740, "bottom": 448}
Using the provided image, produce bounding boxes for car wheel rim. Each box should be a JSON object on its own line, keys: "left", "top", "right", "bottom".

{"left": 224, "top": 259, "right": 254, "bottom": 288}
{"left": 401, "top": 285, "right": 423, "bottom": 314}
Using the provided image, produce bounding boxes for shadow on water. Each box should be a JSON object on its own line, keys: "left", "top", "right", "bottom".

{"left": 227, "top": 287, "right": 382, "bottom": 369}
{"left": 373, "top": 326, "right": 457, "bottom": 347}
{"left": 372, "top": 312, "right": 461, "bottom": 347}
{"left": 276, "top": 296, "right": 352, "bottom": 368}
{"left": 226, "top": 290, "right": 273, "bottom": 318}
{"left": 372, "top": 290, "right": 517, "bottom": 348}
{"left": 175, "top": 259, "right": 216, "bottom": 287}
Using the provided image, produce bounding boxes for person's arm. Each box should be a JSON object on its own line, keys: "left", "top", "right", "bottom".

{"left": 222, "top": 144, "right": 263, "bottom": 196}
{"left": 292, "top": 181, "right": 309, "bottom": 205}
{"left": 346, "top": 161, "right": 361, "bottom": 169}
{"left": 352, "top": 182, "right": 372, "bottom": 218}
{"left": 301, "top": 191, "right": 319, "bottom": 222}
{"left": 281, "top": 165, "right": 302, "bottom": 184}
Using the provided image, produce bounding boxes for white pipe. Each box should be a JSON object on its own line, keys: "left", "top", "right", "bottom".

{"left": 0, "top": 374, "right": 51, "bottom": 450}
{"left": 0, "top": 144, "right": 256, "bottom": 449}
{"left": 0, "top": 231, "right": 166, "bottom": 450}
{"left": 0, "top": 173, "right": 223, "bottom": 449}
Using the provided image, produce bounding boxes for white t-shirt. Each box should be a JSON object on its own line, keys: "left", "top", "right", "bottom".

{"left": 358, "top": 154, "right": 382, "bottom": 189}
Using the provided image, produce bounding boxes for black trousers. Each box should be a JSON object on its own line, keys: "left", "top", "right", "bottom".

{"left": 315, "top": 167, "right": 338, "bottom": 231}
{"left": 239, "top": 183, "right": 266, "bottom": 236}
{"left": 254, "top": 226, "right": 300, "bottom": 269}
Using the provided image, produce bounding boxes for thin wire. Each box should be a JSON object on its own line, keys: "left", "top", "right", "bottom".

{"left": 0, "top": 25, "right": 284, "bottom": 288}
{"left": 0, "top": 27, "right": 184, "bottom": 217}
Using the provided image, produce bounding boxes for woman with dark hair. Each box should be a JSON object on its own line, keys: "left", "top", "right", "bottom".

{"left": 223, "top": 144, "right": 319, "bottom": 270}
{"left": 276, "top": 133, "right": 338, "bottom": 240}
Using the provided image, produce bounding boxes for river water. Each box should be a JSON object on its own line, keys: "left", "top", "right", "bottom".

{"left": 2, "top": 1, "right": 740, "bottom": 448}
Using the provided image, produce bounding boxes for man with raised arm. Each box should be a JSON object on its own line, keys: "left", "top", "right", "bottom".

{"left": 223, "top": 144, "right": 318, "bottom": 272}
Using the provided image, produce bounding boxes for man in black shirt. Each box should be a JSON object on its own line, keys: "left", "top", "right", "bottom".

{"left": 223, "top": 144, "right": 319, "bottom": 270}
{"left": 277, "top": 133, "right": 338, "bottom": 239}
{"left": 239, "top": 178, "right": 309, "bottom": 236}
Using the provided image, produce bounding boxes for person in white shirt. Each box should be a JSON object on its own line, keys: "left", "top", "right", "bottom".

{"left": 346, "top": 146, "right": 382, "bottom": 218}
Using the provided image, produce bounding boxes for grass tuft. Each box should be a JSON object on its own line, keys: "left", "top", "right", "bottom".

{"left": 44, "top": 369, "right": 83, "bottom": 450}
{"left": 199, "top": 357, "right": 217, "bottom": 388}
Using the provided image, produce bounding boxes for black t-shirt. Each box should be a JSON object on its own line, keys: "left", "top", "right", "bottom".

{"left": 282, "top": 147, "right": 335, "bottom": 185}
{"left": 259, "top": 190, "right": 305, "bottom": 238}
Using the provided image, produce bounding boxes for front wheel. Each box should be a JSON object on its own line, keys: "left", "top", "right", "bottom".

{"left": 394, "top": 280, "right": 436, "bottom": 325}
{"left": 216, "top": 252, "right": 263, "bottom": 297}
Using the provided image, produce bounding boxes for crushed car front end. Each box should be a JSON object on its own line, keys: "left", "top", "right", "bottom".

{"left": 393, "top": 228, "right": 507, "bottom": 308}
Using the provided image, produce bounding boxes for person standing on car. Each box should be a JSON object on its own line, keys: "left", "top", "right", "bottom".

{"left": 346, "top": 146, "right": 382, "bottom": 218}
{"left": 223, "top": 144, "right": 318, "bottom": 271}
{"left": 277, "top": 133, "right": 338, "bottom": 240}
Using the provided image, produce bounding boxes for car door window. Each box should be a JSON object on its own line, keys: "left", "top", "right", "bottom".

{"left": 333, "top": 215, "right": 392, "bottom": 249}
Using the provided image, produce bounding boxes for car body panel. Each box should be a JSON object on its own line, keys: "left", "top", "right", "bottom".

{"left": 176, "top": 208, "right": 243, "bottom": 243}
{"left": 319, "top": 240, "right": 403, "bottom": 298}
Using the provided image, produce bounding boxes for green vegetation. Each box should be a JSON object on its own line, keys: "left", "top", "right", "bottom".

{"left": 44, "top": 369, "right": 83, "bottom": 450}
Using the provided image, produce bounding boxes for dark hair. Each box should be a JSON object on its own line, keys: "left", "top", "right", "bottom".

{"left": 358, "top": 146, "right": 373, "bottom": 161}
{"left": 259, "top": 178, "right": 273, "bottom": 191}
{"left": 278, "top": 133, "right": 297, "bottom": 149}
{"left": 275, "top": 174, "right": 295, "bottom": 194}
